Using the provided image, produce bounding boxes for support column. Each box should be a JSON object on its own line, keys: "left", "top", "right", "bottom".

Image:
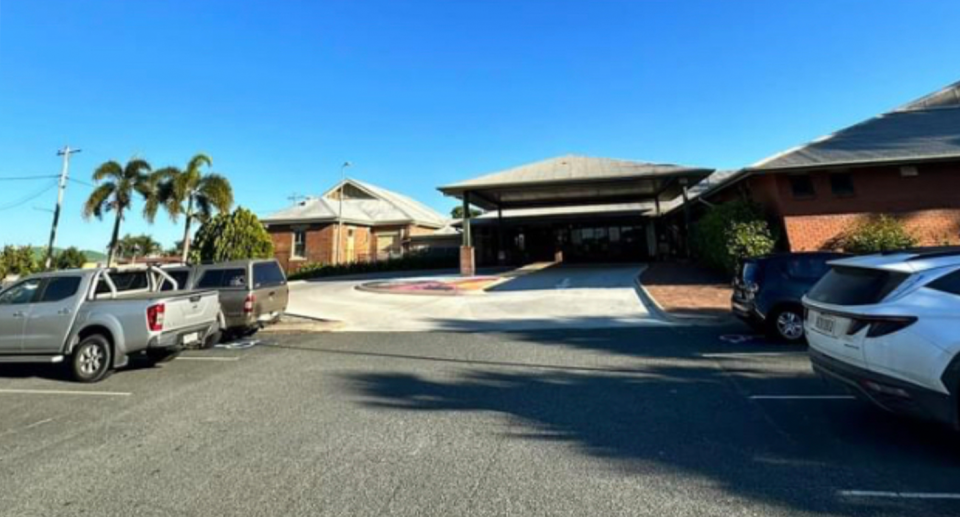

{"left": 460, "top": 192, "right": 476, "bottom": 276}
{"left": 681, "top": 183, "right": 692, "bottom": 259}
{"left": 496, "top": 205, "right": 506, "bottom": 265}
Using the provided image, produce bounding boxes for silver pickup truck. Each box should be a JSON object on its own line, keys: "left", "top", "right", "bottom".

{"left": 0, "top": 266, "right": 221, "bottom": 382}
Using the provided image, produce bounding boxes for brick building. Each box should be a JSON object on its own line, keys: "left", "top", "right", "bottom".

{"left": 262, "top": 179, "right": 448, "bottom": 273}
{"left": 685, "top": 81, "right": 960, "bottom": 251}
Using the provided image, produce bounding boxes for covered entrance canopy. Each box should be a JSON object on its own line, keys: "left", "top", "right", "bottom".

{"left": 438, "top": 155, "right": 714, "bottom": 274}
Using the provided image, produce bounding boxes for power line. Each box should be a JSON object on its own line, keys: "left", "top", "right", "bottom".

{"left": 0, "top": 174, "right": 59, "bottom": 181}
{"left": 0, "top": 180, "right": 59, "bottom": 211}
{"left": 68, "top": 177, "right": 95, "bottom": 188}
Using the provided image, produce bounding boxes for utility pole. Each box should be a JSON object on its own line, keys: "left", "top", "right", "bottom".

{"left": 333, "top": 161, "right": 351, "bottom": 265}
{"left": 45, "top": 146, "right": 81, "bottom": 269}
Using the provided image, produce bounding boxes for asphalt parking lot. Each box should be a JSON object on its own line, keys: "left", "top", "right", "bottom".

{"left": 1, "top": 326, "right": 959, "bottom": 516}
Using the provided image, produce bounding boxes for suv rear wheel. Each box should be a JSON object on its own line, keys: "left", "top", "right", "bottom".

{"left": 768, "top": 306, "right": 805, "bottom": 344}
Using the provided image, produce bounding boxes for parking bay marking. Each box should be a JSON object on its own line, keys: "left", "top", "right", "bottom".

{"left": 176, "top": 356, "right": 240, "bottom": 362}
{"left": 0, "top": 388, "right": 131, "bottom": 397}
{"left": 839, "top": 490, "right": 960, "bottom": 500}
{"left": 702, "top": 352, "right": 807, "bottom": 358}
{"left": 750, "top": 395, "right": 856, "bottom": 400}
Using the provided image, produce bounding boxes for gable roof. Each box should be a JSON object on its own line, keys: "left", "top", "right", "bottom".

{"left": 750, "top": 80, "right": 960, "bottom": 172}
{"left": 262, "top": 179, "right": 447, "bottom": 228}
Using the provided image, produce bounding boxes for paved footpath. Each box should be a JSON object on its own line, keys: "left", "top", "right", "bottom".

{"left": 288, "top": 264, "right": 665, "bottom": 331}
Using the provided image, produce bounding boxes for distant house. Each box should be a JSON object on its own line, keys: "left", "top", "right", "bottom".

{"left": 683, "top": 81, "right": 960, "bottom": 251}
{"left": 262, "top": 179, "right": 448, "bottom": 272}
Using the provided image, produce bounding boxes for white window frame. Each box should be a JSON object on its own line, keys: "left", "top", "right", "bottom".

{"left": 292, "top": 229, "right": 307, "bottom": 259}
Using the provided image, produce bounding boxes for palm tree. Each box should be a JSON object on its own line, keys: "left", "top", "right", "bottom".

{"left": 148, "top": 153, "right": 233, "bottom": 262}
{"left": 82, "top": 158, "right": 153, "bottom": 265}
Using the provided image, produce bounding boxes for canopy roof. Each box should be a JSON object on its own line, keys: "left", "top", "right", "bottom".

{"left": 438, "top": 155, "right": 713, "bottom": 210}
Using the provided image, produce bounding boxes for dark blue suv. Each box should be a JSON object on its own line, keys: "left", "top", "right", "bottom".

{"left": 732, "top": 252, "right": 845, "bottom": 343}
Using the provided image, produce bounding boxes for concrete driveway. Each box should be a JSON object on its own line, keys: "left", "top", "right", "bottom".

{"left": 287, "top": 264, "right": 665, "bottom": 331}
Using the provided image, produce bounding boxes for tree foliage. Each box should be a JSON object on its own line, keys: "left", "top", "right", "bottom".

{"left": 832, "top": 215, "right": 918, "bottom": 254}
{"left": 693, "top": 201, "right": 778, "bottom": 274}
{"left": 0, "top": 245, "right": 38, "bottom": 278}
{"left": 115, "top": 234, "right": 162, "bottom": 259}
{"left": 53, "top": 247, "right": 88, "bottom": 270}
{"left": 83, "top": 158, "right": 154, "bottom": 265}
{"left": 189, "top": 207, "right": 273, "bottom": 263}
{"left": 451, "top": 206, "right": 482, "bottom": 219}
{"left": 148, "top": 153, "right": 234, "bottom": 261}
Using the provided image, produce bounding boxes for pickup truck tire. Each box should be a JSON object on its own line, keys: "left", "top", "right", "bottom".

{"left": 69, "top": 335, "right": 113, "bottom": 383}
{"left": 145, "top": 348, "right": 181, "bottom": 365}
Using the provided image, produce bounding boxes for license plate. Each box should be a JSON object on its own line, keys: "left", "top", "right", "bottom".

{"left": 814, "top": 314, "right": 837, "bottom": 335}
{"left": 182, "top": 332, "right": 201, "bottom": 345}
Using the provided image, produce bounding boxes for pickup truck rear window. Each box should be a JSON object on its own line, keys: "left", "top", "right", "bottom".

{"left": 159, "top": 271, "right": 191, "bottom": 291}
{"left": 253, "top": 262, "right": 285, "bottom": 288}
{"left": 40, "top": 277, "right": 81, "bottom": 302}
{"left": 806, "top": 266, "right": 908, "bottom": 306}
{"left": 96, "top": 271, "right": 149, "bottom": 294}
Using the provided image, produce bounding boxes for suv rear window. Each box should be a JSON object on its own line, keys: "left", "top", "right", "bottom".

{"left": 197, "top": 268, "right": 247, "bottom": 288}
{"left": 806, "top": 266, "right": 908, "bottom": 306}
{"left": 253, "top": 262, "right": 285, "bottom": 288}
{"left": 784, "top": 256, "right": 832, "bottom": 280}
{"left": 928, "top": 270, "right": 960, "bottom": 296}
{"left": 741, "top": 262, "right": 760, "bottom": 284}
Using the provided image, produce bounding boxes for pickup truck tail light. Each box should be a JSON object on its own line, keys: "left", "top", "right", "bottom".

{"left": 147, "top": 303, "right": 165, "bottom": 332}
{"left": 243, "top": 294, "right": 255, "bottom": 314}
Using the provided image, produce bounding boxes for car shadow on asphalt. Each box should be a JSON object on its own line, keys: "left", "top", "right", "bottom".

{"left": 338, "top": 326, "right": 960, "bottom": 516}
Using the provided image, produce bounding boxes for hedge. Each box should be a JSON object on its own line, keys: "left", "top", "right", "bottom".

{"left": 289, "top": 252, "right": 458, "bottom": 280}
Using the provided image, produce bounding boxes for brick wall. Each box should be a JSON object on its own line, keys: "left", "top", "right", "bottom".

{"left": 741, "top": 163, "right": 960, "bottom": 251}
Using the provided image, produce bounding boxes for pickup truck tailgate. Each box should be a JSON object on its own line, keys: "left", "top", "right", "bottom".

{"left": 162, "top": 290, "right": 221, "bottom": 332}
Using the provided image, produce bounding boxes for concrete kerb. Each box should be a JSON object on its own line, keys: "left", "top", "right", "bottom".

{"left": 632, "top": 270, "right": 729, "bottom": 327}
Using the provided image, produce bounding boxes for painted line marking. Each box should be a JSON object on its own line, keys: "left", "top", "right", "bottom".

{"left": 0, "top": 388, "right": 131, "bottom": 397}
{"left": 839, "top": 490, "right": 960, "bottom": 500}
{"left": 749, "top": 395, "right": 856, "bottom": 400}
{"left": 0, "top": 417, "right": 54, "bottom": 437}
{"left": 702, "top": 352, "right": 806, "bottom": 358}
{"left": 176, "top": 356, "right": 240, "bottom": 362}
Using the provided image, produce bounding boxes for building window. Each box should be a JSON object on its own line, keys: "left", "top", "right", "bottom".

{"left": 292, "top": 230, "right": 306, "bottom": 259}
{"left": 788, "top": 175, "right": 815, "bottom": 198}
{"left": 829, "top": 173, "right": 855, "bottom": 197}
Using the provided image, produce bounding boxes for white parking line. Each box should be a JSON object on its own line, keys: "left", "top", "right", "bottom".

{"left": 176, "top": 356, "right": 240, "bottom": 362}
{"left": 839, "top": 490, "right": 960, "bottom": 500}
{"left": 0, "top": 388, "right": 131, "bottom": 397}
{"left": 749, "top": 395, "right": 856, "bottom": 400}
{"left": 702, "top": 352, "right": 806, "bottom": 358}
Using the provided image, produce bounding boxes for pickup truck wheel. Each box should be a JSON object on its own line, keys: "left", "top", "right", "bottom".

{"left": 145, "top": 348, "right": 181, "bottom": 365}
{"left": 69, "top": 335, "right": 113, "bottom": 383}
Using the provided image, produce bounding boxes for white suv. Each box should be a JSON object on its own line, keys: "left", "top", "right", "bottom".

{"left": 802, "top": 249, "right": 960, "bottom": 428}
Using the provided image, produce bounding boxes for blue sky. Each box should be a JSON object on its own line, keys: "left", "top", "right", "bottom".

{"left": 1, "top": 0, "right": 959, "bottom": 251}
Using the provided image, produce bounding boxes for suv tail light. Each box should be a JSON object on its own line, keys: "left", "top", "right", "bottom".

{"left": 147, "top": 303, "right": 165, "bottom": 332}
{"left": 243, "top": 293, "right": 255, "bottom": 314}
{"left": 846, "top": 315, "right": 917, "bottom": 338}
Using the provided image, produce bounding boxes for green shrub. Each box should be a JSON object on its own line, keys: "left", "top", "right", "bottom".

{"left": 189, "top": 207, "right": 274, "bottom": 263}
{"left": 0, "top": 245, "right": 38, "bottom": 278}
{"left": 834, "top": 215, "right": 917, "bottom": 254}
{"left": 54, "top": 247, "right": 88, "bottom": 270}
{"left": 289, "top": 252, "right": 458, "bottom": 280}
{"left": 693, "top": 201, "right": 777, "bottom": 274}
